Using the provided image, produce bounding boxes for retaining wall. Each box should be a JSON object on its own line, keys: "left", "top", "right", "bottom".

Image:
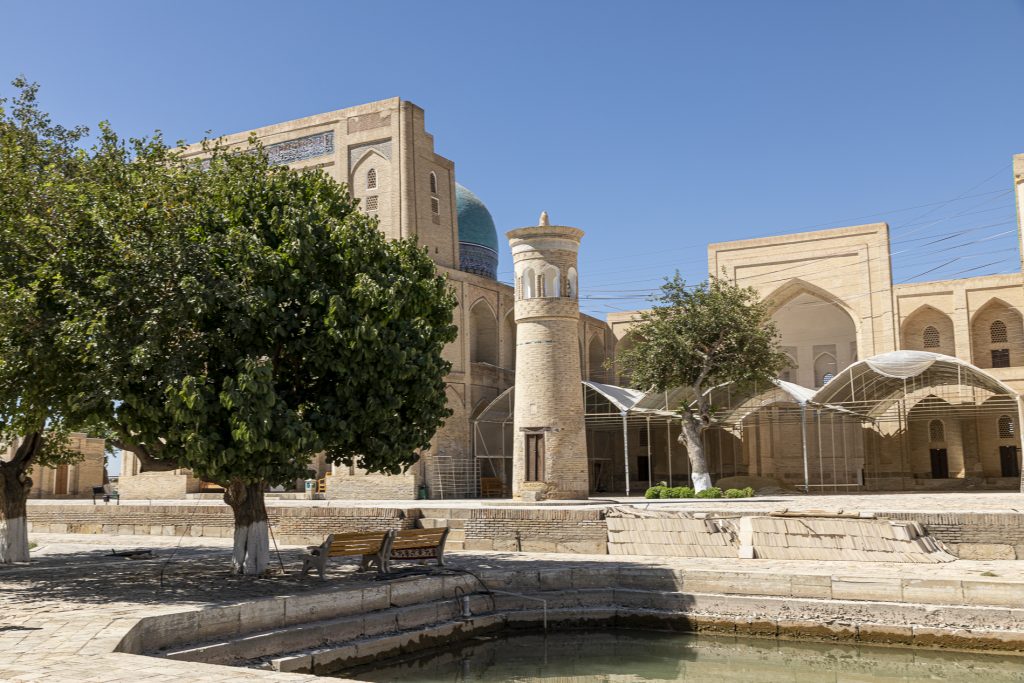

{"left": 25, "top": 501, "right": 1024, "bottom": 559}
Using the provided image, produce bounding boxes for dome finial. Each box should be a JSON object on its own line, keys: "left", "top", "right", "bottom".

{"left": 539, "top": 211, "right": 550, "bottom": 226}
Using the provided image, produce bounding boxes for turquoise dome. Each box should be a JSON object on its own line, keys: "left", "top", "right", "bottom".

{"left": 455, "top": 183, "right": 499, "bottom": 279}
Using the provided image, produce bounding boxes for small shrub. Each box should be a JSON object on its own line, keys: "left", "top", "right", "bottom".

{"left": 670, "top": 486, "right": 695, "bottom": 498}
{"left": 695, "top": 486, "right": 723, "bottom": 499}
{"left": 658, "top": 487, "right": 675, "bottom": 499}
{"left": 724, "top": 486, "right": 755, "bottom": 498}
{"left": 644, "top": 486, "right": 666, "bottom": 499}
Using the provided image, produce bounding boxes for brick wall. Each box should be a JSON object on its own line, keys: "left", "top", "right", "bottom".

{"left": 27, "top": 503, "right": 417, "bottom": 545}
{"left": 460, "top": 507, "right": 606, "bottom": 554}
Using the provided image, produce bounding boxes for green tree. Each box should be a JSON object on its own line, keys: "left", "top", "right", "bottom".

{"left": 616, "top": 274, "right": 788, "bottom": 492}
{"left": 82, "top": 141, "right": 458, "bottom": 574}
{"left": 0, "top": 78, "right": 93, "bottom": 562}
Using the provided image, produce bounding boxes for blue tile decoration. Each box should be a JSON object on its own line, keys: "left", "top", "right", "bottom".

{"left": 263, "top": 131, "right": 335, "bottom": 166}
{"left": 460, "top": 242, "right": 499, "bottom": 280}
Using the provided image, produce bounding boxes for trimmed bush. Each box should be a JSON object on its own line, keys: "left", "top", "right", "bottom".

{"left": 645, "top": 486, "right": 666, "bottom": 499}
{"left": 725, "top": 486, "right": 755, "bottom": 498}
{"left": 643, "top": 484, "right": 753, "bottom": 499}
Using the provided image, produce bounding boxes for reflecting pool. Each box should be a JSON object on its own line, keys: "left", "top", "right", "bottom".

{"left": 338, "top": 629, "right": 1024, "bottom": 682}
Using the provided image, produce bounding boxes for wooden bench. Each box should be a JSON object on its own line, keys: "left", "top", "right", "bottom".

{"left": 388, "top": 527, "right": 450, "bottom": 569}
{"left": 91, "top": 485, "right": 119, "bottom": 504}
{"left": 301, "top": 531, "right": 393, "bottom": 580}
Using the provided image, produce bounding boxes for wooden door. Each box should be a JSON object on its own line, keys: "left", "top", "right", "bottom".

{"left": 929, "top": 449, "right": 949, "bottom": 479}
{"left": 54, "top": 464, "right": 69, "bottom": 495}
{"left": 1000, "top": 446, "right": 1020, "bottom": 477}
{"left": 525, "top": 434, "right": 545, "bottom": 482}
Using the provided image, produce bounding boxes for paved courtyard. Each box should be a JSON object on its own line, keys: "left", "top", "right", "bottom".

{"left": 4, "top": 532, "right": 1024, "bottom": 681}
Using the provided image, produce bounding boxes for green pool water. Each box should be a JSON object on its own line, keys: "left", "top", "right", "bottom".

{"left": 337, "top": 629, "right": 1024, "bottom": 682}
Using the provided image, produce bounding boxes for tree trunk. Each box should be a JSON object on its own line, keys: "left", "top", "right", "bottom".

{"left": 0, "top": 465, "right": 32, "bottom": 564}
{"left": 223, "top": 480, "right": 270, "bottom": 576}
{"left": 679, "top": 416, "right": 713, "bottom": 492}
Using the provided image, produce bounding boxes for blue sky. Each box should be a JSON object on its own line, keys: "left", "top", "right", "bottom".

{"left": 3, "top": 0, "right": 1023, "bottom": 320}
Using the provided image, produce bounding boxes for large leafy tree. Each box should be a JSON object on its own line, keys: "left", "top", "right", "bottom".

{"left": 616, "top": 274, "right": 788, "bottom": 492}
{"left": 0, "top": 79, "right": 95, "bottom": 562}
{"left": 81, "top": 140, "right": 458, "bottom": 575}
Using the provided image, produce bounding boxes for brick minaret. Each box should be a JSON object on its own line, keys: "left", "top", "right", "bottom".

{"left": 508, "top": 213, "right": 588, "bottom": 500}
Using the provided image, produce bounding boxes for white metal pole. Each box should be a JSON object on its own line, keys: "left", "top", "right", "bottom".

{"left": 800, "top": 403, "right": 810, "bottom": 494}
{"left": 646, "top": 415, "right": 653, "bottom": 490}
{"left": 622, "top": 412, "right": 630, "bottom": 497}
{"left": 666, "top": 419, "right": 673, "bottom": 487}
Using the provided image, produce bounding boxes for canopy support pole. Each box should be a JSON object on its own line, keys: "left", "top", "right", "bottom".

{"left": 622, "top": 412, "right": 630, "bottom": 497}
{"left": 1017, "top": 396, "right": 1024, "bottom": 493}
{"left": 666, "top": 419, "right": 673, "bottom": 487}
{"left": 801, "top": 403, "right": 810, "bottom": 494}
{"left": 645, "top": 415, "right": 653, "bottom": 490}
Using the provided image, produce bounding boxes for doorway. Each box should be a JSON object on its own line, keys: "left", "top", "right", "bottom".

{"left": 929, "top": 449, "right": 949, "bottom": 479}
{"left": 1000, "top": 446, "right": 1020, "bottom": 478}
{"left": 54, "top": 464, "right": 69, "bottom": 495}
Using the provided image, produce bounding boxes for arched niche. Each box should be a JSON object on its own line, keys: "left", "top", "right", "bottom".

{"left": 588, "top": 334, "right": 608, "bottom": 383}
{"left": 906, "top": 395, "right": 963, "bottom": 479}
{"left": 970, "top": 298, "right": 1024, "bottom": 369}
{"left": 901, "top": 305, "right": 956, "bottom": 357}
{"left": 541, "top": 265, "right": 560, "bottom": 298}
{"left": 501, "top": 311, "right": 516, "bottom": 371}
{"left": 521, "top": 267, "right": 537, "bottom": 299}
{"left": 566, "top": 267, "right": 578, "bottom": 299}
{"left": 469, "top": 299, "right": 499, "bottom": 365}
{"left": 351, "top": 150, "right": 391, "bottom": 232}
{"left": 615, "top": 332, "right": 637, "bottom": 386}
{"left": 767, "top": 281, "right": 857, "bottom": 389}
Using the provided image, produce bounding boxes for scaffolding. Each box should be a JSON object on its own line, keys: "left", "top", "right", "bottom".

{"left": 471, "top": 351, "right": 1024, "bottom": 498}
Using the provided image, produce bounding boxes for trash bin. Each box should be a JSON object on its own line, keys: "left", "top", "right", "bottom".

{"left": 304, "top": 479, "right": 315, "bottom": 499}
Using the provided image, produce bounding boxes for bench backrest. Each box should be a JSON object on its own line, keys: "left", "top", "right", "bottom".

{"left": 325, "top": 531, "right": 391, "bottom": 558}
{"left": 392, "top": 527, "right": 447, "bottom": 551}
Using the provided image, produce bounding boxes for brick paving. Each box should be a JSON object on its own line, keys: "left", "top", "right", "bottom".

{"left": 4, "top": 532, "right": 1024, "bottom": 681}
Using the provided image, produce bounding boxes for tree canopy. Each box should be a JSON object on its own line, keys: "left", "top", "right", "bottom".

{"left": 0, "top": 78, "right": 459, "bottom": 572}
{"left": 616, "top": 274, "right": 788, "bottom": 490}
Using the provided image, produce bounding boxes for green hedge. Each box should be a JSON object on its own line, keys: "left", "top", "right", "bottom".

{"left": 644, "top": 485, "right": 754, "bottom": 499}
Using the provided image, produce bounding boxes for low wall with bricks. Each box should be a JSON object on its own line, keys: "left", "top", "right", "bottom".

{"left": 26, "top": 503, "right": 417, "bottom": 545}
{"left": 24, "top": 501, "right": 1024, "bottom": 560}
{"left": 885, "top": 511, "right": 1024, "bottom": 560}
{"left": 460, "top": 508, "right": 607, "bottom": 554}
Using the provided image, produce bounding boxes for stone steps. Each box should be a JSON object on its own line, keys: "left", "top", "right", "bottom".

{"left": 417, "top": 514, "right": 467, "bottom": 550}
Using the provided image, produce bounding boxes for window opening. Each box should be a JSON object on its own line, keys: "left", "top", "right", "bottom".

{"left": 999, "top": 415, "right": 1014, "bottom": 439}
{"left": 991, "top": 320, "right": 1008, "bottom": 343}
{"left": 429, "top": 171, "right": 437, "bottom": 194}
{"left": 923, "top": 326, "right": 940, "bottom": 348}
{"left": 366, "top": 168, "right": 377, "bottom": 190}
{"left": 992, "top": 349, "right": 1010, "bottom": 368}
{"left": 929, "top": 419, "right": 944, "bottom": 442}
{"left": 365, "top": 195, "right": 379, "bottom": 212}
{"left": 431, "top": 196, "right": 440, "bottom": 215}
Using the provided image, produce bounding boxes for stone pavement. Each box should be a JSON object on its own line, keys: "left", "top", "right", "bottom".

{"left": 4, "top": 532, "right": 1024, "bottom": 681}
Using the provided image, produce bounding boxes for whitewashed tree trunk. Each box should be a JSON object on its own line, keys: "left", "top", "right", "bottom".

{"left": 679, "top": 416, "right": 713, "bottom": 493}
{"left": 0, "top": 468, "right": 31, "bottom": 564}
{"left": 224, "top": 480, "right": 270, "bottom": 576}
{"left": 231, "top": 520, "right": 269, "bottom": 576}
